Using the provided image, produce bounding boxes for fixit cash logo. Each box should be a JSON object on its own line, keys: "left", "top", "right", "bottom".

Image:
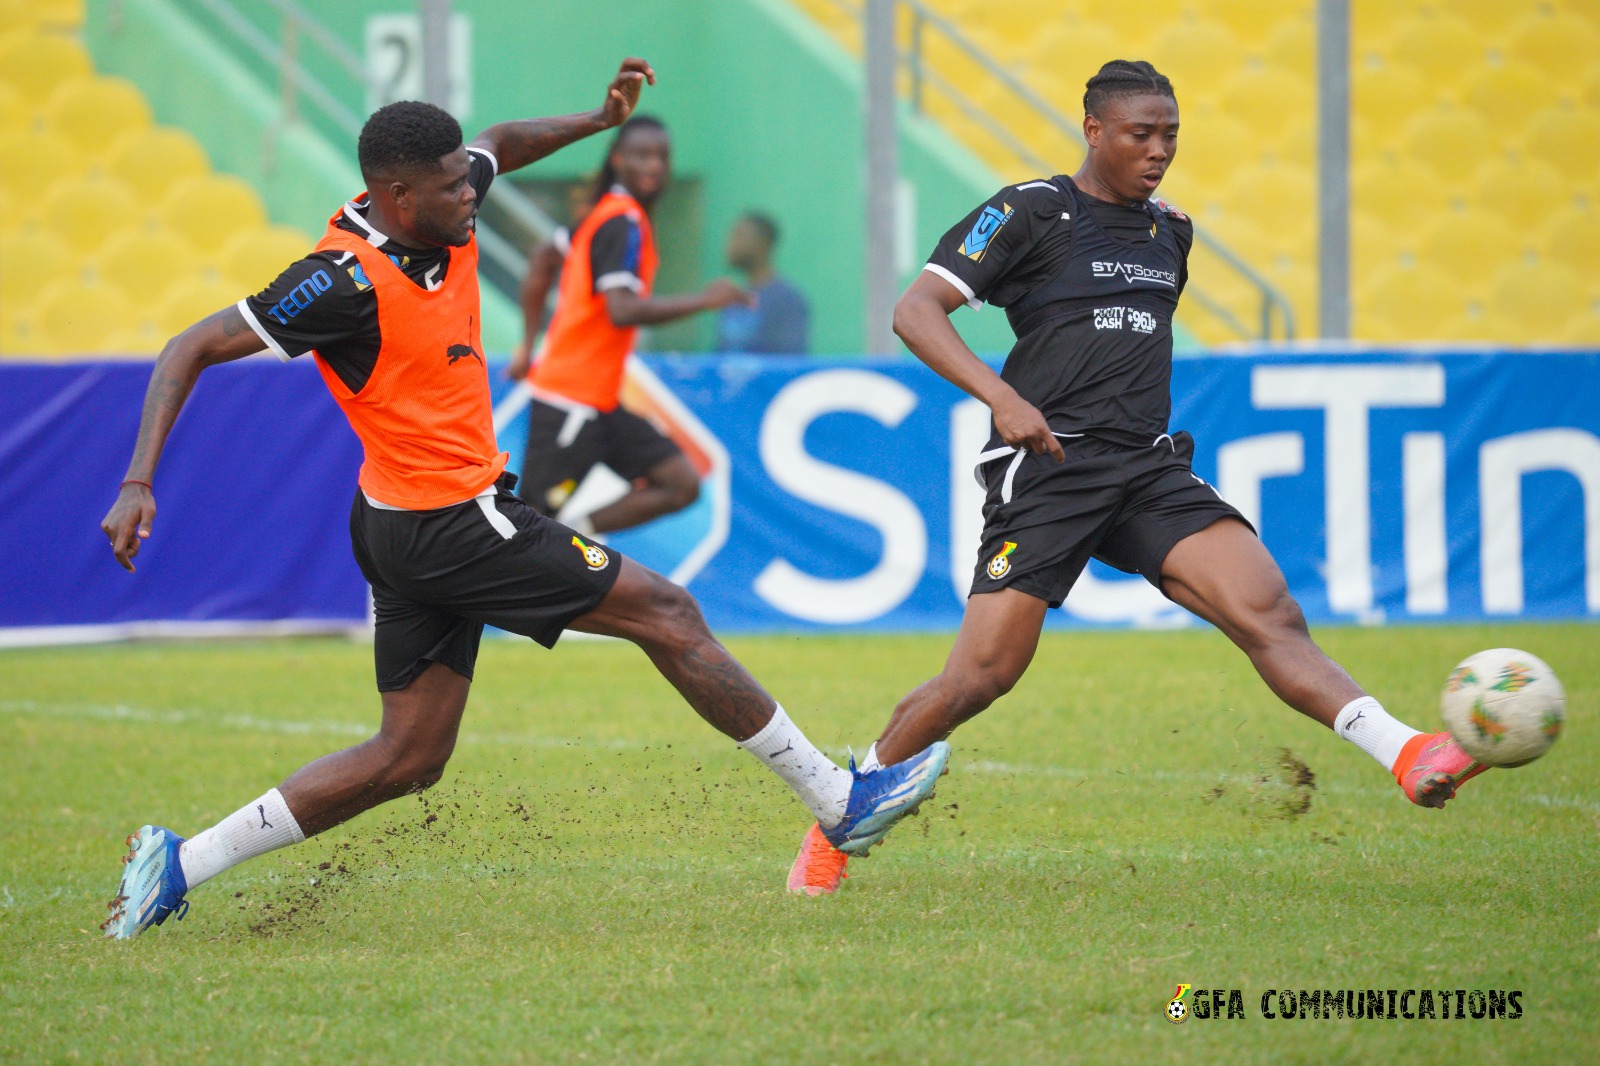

{"left": 960, "top": 202, "right": 1013, "bottom": 262}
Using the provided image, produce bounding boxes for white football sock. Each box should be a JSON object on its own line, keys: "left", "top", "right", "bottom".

{"left": 1334, "top": 696, "right": 1420, "bottom": 771}
{"left": 857, "top": 743, "right": 884, "bottom": 773}
{"left": 736, "top": 704, "right": 851, "bottom": 828}
{"left": 178, "top": 788, "right": 306, "bottom": 890}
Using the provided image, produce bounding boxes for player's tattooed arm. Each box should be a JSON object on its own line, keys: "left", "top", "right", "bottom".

{"left": 470, "top": 57, "right": 655, "bottom": 174}
{"left": 101, "top": 305, "right": 267, "bottom": 572}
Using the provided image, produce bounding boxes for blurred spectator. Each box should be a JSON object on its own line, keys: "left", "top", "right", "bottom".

{"left": 714, "top": 212, "right": 810, "bottom": 354}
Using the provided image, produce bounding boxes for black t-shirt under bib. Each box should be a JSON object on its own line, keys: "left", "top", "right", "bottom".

{"left": 925, "top": 175, "right": 1194, "bottom": 449}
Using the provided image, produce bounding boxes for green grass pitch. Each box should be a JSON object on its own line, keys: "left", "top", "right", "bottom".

{"left": 1, "top": 623, "right": 1595, "bottom": 1063}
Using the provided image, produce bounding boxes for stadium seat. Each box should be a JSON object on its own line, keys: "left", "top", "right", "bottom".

{"left": 1172, "top": 113, "right": 1253, "bottom": 189}
{"left": 103, "top": 127, "right": 210, "bottom": 202}
{"left": 1560, "top": 307, "right": 1600, "bottom": 346}
{"left": 45, "top": 76, "right": 152, "bottom": 155}
{"left": 1351, "top": 61, "right": 1432, "bottom": 148}
{"left": 1486, "top": 261, "right": 1586, "bottom": 326}
{"left": 1144, "top": 20, "right": 1244, "bottom": 96}
{"left": 0, "top": 32, "right": 92, "bottom": 105}
{"left": 34, "top": 275, "right": 134, "bottom": 354}
{"left": 1538, "top": 205, "right": 1600, "bottom": 278}
{"left": 0, "top": 128, "right": 79, "bottom": 203}
{"left": 1382, "top": 16, "right": 1489, "bottom": 89}
{"left": 1217, "top": 69, "right": 1312, "bottom": 144}
{"left": 158, "top": 174, "right": 268, "bottom": 246}
{"left": 1351, "top": 159, "right": 1441, "bottom": 233}
{"left": 0, "top": 80, "right": 27, "bottom": 131}
{"left": 1470, "top": 156, "right": 1566, "bottom": 233}
{"left": 154, "top": 277, "right": 247, "bottom": 338}
{"left": 216, "top": 225, "right": 315, "bottom": 294}
{"left": 96, "top": 228, "right": 202, "bottom": 304}
{"left": 0, "top": 0, "right": 83, "bottom": 29}
{"left": 1416, "top": 213, "right": 1532, "bottom": 295}
{"left": 1259, "top": 15, "right": 1314, "bottom": 78}
{"left": 1520, "top": 106, "right": 1600, "bottom": 176}
{"left": 0, "top": 228, "right": 75, "bottom": 307}
{"left": 1358, "top": 263, "right": 1467, "bottom": 341}
{"left": 38, "top": 173, "right": 143, "bottom": 256}
{"left": 1400, "top": 107, "right": 1498, "bottom": 183}
{"left": 1214, "top": 0, "right": 1311, "bottom": 48}
{"left": 1463, "top": 64, "right": 1555, "bottom": 132}
{"left": 1504, "top": 12, "right": 1600, "bottom": 87}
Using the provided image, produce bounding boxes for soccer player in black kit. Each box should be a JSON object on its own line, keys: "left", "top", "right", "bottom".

{"left": 787, "top": 60, "right": 1486, "bottom": 895}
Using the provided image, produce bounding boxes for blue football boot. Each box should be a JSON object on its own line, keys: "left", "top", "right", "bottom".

{"left": 821, "top": 741, "right": 951, "bottom": 856}
{"left": 103, "top": 825, "right": 190, "bottom": 939}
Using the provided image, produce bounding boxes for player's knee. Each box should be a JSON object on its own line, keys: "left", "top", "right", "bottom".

{"left": 369, "top": 733, "right": 453, "bottom": 791}
{"left": 1240, "top": 588, "right": 1310, "bottom": 649}
{"left": 640, "top": 573, "right": 710, "bottom": 648}
{"left": 948, "top": 661, "right": 1019, "bottom": 715}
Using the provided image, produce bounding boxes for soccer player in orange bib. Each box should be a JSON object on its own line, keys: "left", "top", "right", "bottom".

{"left": 514, "top": 116, "right": 752, "bottom": 536}
{"left": 98, "top": 60, "right": 949, "bottom": 938}
{"left": 786, "top": 60, "right": 1485, "bottom": 896}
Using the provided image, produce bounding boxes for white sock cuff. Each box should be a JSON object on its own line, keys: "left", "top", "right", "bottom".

{"left": 857, "top": 743, "right": 884, "bottom": 773}
{"left": 1334, "top": 696, "right": 1382, "bottom": 733}
{"left": 737, "top": 703, "right": 792, "bottom": 756}
{"left": 263, "top": 787, "right": 307, "bottom": 845}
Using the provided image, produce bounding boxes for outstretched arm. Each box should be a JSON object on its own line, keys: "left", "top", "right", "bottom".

{"left": 893, "top": 271, "right": 1063, "bottom": 462}
{"left": 469, "top": 57, "right": 656, "bottom": 175}
{"left": 603, "top": 278, "right": 753, "bottom": 329}
{"left": 100, "top": 306, "right": 268, "bottom": 571}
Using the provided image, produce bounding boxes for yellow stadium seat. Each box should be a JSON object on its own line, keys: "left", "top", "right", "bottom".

{"left": 1382, "top": 16, "right": 1490, "bottom": 90}
{"left": 1216, "top": 0, "right": 1311, "bottom": 48}
{"left": 103, "top": 126, "right": 210, "bottom": 201}
{"left": 0, "top": 80, "right": 29, "bottom": 131}
{"left": 1416, "top": 214, "right": 1533, "bottom": 295}
{"left": 1441, "top": 0, "right": 1533, "bottom": 36}
{"left": 1538, "top": 205, "right": 1600, "bottom": 278}
{"left": 33, "top": 275, "right": 134, "bottom": 354}
{"left": 95, "top": 228, "right": 202, "bottom": 304}
{"left": 0, "top": 0, "right": 84, "bottom": 29}
{"left": 1351, "top": 0, "right": 1430, "bottom": 49}
{"left": 0, "top": 228, "right": 76, "bottom": 306}
{"left": 1217, "top": 69, "right": 1312, "bottom": 144}
{"left": 0, "top": 127, "right": 79, "bottom": 201}
{"left": 154, "top": 277, "right": 246, "bottom": 338}
{"left": 1358, "top": 264, "right": 1469, "bottom": 340}
{"left": 45, "top": 76, "right": 152, "bottom": 155}
{"left": 1400, "top": 107, "right": 1498, "bottom": 182}
{"left": 1351, "top": 158, "right": 1440, "bottom": 232}
{"left": 1471, "top": 156, "right": 1566, "bottom": 232}
{"left": 1222, "top": 163, "right": 1314, "bottom": 235}
{"left": 158, "top": 174, "right": 267, "bottom": 248}
{"left": 1560, "top": 307, "right": 1600, "bottom": 347}
{"left": 0, "top": 32, "right": 92, "bottom": 105}
{"left": 1259, "top": 15, "right": 1314, "bottom": 78}
{"left": 1351, "top": 60, "right": 1433, "bottom": 146}
{"left": 1025, "top": 21, "right": 1121, "bottom": 102}
{"left": 37, "top": 173, "right": 144, "bottom": 255}
{"left": 1486, "top": 261, "right": 1586, "bottom": 328}
{"left": 1144, "top": 20, "right": 1244, "bottom": 95}
{"left": 1520, "top": 106, "right": 1600, "bottom": 176}
{"left": 1504, "top": 13, "right": 1600, "bottom": 87}
{"left": 215, "top": 225, "right": 315, "bottom": 295}
{"left": 1462, "top": 64, "right": 1558, "bottom": 132}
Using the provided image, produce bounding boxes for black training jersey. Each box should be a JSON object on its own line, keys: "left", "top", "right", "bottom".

{"left": 926, "top": 176, "right": 1194, "bottom": 448}
{"left": 238, "top": 146, "right": 497, "bottom": 393}
{"left": 586, "top": 210, "right": 644, "bottom": 294}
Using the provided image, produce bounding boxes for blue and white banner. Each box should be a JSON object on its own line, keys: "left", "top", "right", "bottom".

{"left": 3, "top": 350, "right": 1597, "bottom": 643}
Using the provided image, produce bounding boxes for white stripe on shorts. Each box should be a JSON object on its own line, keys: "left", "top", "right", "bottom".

{"left": 476, "top": 495, "right": 517, "bottom": 540}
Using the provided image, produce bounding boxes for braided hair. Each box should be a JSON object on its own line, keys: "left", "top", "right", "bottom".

{"left": 1082, "top": 60, "right": 1175, "bottom": 117}
{"left": 593, "top": 114, "right": 668, "bottom": 203}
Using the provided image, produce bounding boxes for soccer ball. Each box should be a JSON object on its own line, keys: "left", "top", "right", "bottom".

{"left": 1439, "top": 649, "right": 1565, "bottom": 767}
{"left": 1165, "top": 998, "right": 1188, "bottom": 1023}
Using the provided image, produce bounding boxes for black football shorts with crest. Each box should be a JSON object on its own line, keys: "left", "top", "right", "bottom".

{"left": 349, "top": 472, "right": 620, "bottom": 691}
{"left": 968, "top": 431, "right": 1251, "bottom": 607}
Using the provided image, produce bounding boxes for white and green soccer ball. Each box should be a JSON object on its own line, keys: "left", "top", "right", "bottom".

{"left": 1439, "top": 648, "right": 1565, "bottom": 767}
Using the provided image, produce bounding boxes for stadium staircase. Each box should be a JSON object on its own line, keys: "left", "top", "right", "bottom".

{"left": 0, "top": 0, "right": 314, "bottom": 356}
{"left": 791, "top": 0, "right": 1600, "bottom": 346}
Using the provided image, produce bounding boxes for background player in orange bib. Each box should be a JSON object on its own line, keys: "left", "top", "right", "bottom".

{"left": 513, "top": 116, "right": 752, "bottom": 536}
{"left": 97, "top": 60, "right": 949, "bottom": 938}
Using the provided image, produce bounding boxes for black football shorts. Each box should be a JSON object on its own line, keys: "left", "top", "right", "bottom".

{"left": 969, "top": 431, "right": 1252, "bottom": 607}
{"left": 349, "top": 473, "right": 620, "bottom": 691}
{"left": 518, "top": 397, "right": 683, "bottom": 515}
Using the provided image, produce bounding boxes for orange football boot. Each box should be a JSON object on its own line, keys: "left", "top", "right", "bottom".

{"left": 1394, "top": 732, "right": 1488, "bottom": 808}
{"left": 786, "top": 823, "right": 849, "bottom": 895}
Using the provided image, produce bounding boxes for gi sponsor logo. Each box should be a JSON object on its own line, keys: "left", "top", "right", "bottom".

{"left": 1093, "top": 306, "right": 1158, "bottom": 333}
{"left": 1091, "top": 260, "right": 1178, "bottom": 288}
{"left": 266, "top": 268, "right": 333, "bottom": 325}
{"left": 987, "top": 540, "right": 1018, "bottom": 579}
{"left": 960, "top": 202, "right": 1014, "bottom": 262}
{"left": 572, "top": 535, "right": 609, "bottom": 571}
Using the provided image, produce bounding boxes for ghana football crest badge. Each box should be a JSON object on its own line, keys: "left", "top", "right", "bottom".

{"left": 572, "top": 535, "right": 609, "bottom": 571}
{"left": 987, "top": 541, "right": 1018, "bottom": 579}
{"left": 1164, "top": 983, "right": 1192, "bottom": 1024}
